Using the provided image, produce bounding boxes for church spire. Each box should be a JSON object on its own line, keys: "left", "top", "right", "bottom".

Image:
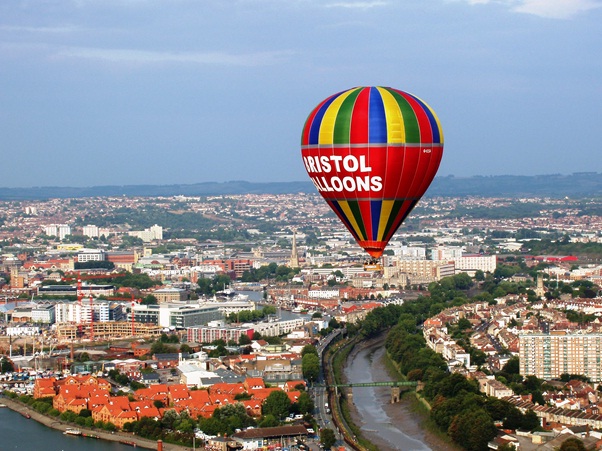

{"left": 289, "top": 230, "right": 299, "bottom": 268}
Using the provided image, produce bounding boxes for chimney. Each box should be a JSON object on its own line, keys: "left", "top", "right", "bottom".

{"left": 157, "top": 439, "right": 163, "bottom": 451}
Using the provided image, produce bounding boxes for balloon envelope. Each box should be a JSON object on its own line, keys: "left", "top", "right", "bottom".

{"left": 300, "top": 86, "right": 444, "bottom": 259}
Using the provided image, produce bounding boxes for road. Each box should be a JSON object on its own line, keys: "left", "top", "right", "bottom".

{"left": 309, "top": 329, "right": 345, "bottom": 450}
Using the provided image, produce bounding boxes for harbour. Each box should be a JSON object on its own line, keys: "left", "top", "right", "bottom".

{"left": 0, "top": 406, "right": 138, "bottom": 451}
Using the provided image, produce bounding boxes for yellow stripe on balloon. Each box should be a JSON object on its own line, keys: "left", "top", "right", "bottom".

{"left": 318, "top": 89, "right": 358, "bottom": 145}
{"left": 376, "top": 87, "right": 405, "bottom": 144}
{"left": 338, "top": 200, "right": 366, "bottom": 240}
{"left": 377, "top": 200, "right": 395, "bottom": 241}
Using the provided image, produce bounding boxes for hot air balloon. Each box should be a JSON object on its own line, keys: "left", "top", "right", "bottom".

{"left": 300, "top": 86, "right": 444, "bottom": 268}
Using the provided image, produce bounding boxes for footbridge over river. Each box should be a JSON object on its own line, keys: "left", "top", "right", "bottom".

{"left": 315, "top": 380, "right": 420, "bottom": 403}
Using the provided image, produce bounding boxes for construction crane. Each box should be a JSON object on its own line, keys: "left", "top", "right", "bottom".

{"left": 130, "top": 295, "right": 141, "bottom": 337}
{"left": 89, "top": 294, "right": 94, "bottom": 341}
{"left": 60, "top": 271, "right": 125, "bottom": 340}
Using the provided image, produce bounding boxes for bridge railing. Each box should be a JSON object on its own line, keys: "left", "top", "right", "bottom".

{"left": 315, "top": 381, "right": 418, "bottom": 389}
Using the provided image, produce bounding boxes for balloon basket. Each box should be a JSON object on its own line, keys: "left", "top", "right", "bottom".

{"left": 363, "top": 258, "right": 383, "bottom": 272}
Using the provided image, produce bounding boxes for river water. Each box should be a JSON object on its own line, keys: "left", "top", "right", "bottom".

{"left": 344, "top": 338, "right": 436, "bottom": 451}
{"left": 0, "top": 407, "right": 135, "bottom": 451}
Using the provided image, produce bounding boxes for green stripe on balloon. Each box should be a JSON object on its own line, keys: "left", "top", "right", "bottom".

{"left": 348, "top": 200, "right": 367, "bottom": 241}
{"left": 333, "top": 88, "right": 362, "bottom": 144}
{"left": 382, "top": 199, "right": 405, "bottom": 240}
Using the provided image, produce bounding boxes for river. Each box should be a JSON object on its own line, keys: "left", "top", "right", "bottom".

{"left": 343, "top": 336, "right": 455, "bottom": 451}
{"left": 0, "top": 406, "right": 136, "bottom": 450}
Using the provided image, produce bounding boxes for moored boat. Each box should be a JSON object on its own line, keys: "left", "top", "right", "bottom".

{"left": 64, "top": 428, "right": 82, "bottom": 436}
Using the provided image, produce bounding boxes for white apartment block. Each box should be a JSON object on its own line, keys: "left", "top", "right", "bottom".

{"left": 54, "top": 301, "right": 110, "bottom": 324}
{"left": 392, "top": 245, "right": 427, "bottom": 260}
{"left": 307, "top": 288, "right": 340, "bottom": 299}
{"left": 430, "top": 246, "right": 463, "bottom": 261}
{"left": 395, "top": 260, "right": 456, "bottom": 281}
{"left": 44, "top": 224, "right": 71, "bottom": 240}
{"left": 128, "top": 224, "right": 163, "bottom": 242}
{"left": 83, "top": 225, "right": 100, "bottom": 238}
{"left": 519, "top": 332, "right": 602, "bottom": 382}
{"left": 455, "top": 254, "right": 497, "bottom": 273}
{"left": 6, "top": 326, "right": 40, "bottom": 336}
{"left": 31, "top": 304, "right": 56, "bottom": 324}
{"left": 200, "top": 300, "right": 257, "bottom": 317}
{"left": 187, "top": 325, "right": 253, "bottom": 343}
{"left": 249, "top": 318, "right": 306, "bottom": 337}
{"left": 76, "top": 249, "right": 106, "bottom": 263}
{"left": 305, "top": 267, "right": 366, "bottom": 278}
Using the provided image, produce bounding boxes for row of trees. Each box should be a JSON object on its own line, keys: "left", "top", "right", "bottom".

{"left": 226, "top": 305, "right": 277, "bottom": 323}
{"left": 240, "top": 262, "right": 300, "bottom": 283}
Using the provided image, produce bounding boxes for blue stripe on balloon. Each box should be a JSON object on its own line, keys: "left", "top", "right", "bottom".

{"left": 368, "top": 87, "right": 387, "bottom": 144}
{"left": 370, "top": 200, "right": 381, "bottom": 241}
{"left": 309, "top": 94, "right": 339, "bottom": 145}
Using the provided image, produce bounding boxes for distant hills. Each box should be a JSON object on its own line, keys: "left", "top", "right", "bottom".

{"left": 427, "top": 173, "right": 602, "bottom": 197}
{"left": 2, "top": 173, "right": 602, "bottom": 200}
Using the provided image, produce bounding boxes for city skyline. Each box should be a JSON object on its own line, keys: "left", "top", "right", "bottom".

{"left": 1, "top": 0, "right": 601, "bottom": 188}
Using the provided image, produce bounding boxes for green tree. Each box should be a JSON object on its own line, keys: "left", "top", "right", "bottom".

{"left": 559, "top": 437, "right": 586, "bottom": 451}
{"left": 502, "top": 356, "right": 520, "bottom": 374}
{"left": 141, "top": 294, "right": 158, "bottom": 305}
{"left": 198, "top": 416, "right": 227, "bottom": 436}
{"left": 522, "top": 409, "right": 540, "bottom": 431}
{"left": 259, "top": 414, "right": 279, "bottom": 428}
{"left": 151, "top": 340, "right": 177, "bottom": 355}
{"left": 320, "top": 428, "right": 336, "bottom": 449}
{"left": 302, "top": 353, "right": 320, "bottom": 382}
{"left": 295, "top": 392, "right": 314, "bottom": 415}
{"left": 448, "top": 408, "right": 497, "bottom": 451}
{"left": 153, "top": 400, "right": 165, "bottom": 409}
{"left": 454, "top": 272, "right": 473, "bottom": 290}
{"left": 301, "top": 344, "right": 318, "bottom": 357}
{"left": 238, "top": 334, "right": 252, "bottom": 345}
{"left": 261, "top": 390, "right": 292, "bottom": 420}
{"left": 457, "top": 317, "right": 472, "bottom": 331}
{"left": 1, "top": 357, "right": 14, "bottom": 373}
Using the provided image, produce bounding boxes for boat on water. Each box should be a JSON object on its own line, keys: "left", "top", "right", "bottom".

{"left": 83, "top": 432, "right": 99, "bottom": 439}
{"left": 0, "top": 403, "right": 7, "bottom": 407}
{"left": 64, "top": 428, "right": 82, "bottom": 436}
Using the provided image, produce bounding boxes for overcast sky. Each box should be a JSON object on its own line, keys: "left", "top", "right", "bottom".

{"left": 1, "top": 0, "right": 601, "bottom": 188}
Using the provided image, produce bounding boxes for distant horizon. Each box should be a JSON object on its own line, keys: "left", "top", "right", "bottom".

{"left": 1, "top": 171, "right": 600, "bottom": 190}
